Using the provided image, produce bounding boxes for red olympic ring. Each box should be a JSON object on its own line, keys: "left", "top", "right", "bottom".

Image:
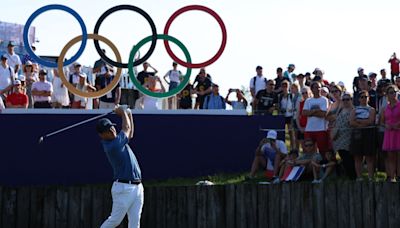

{"left": 163, "top": 5, "right": 227, "bottom": 69}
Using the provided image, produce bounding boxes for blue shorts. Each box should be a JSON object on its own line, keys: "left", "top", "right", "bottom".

{"left": 263, "top": 146, "right": 276, "bottom": 166}
{"left": 169, "top": 81, "right": 178, "bottom": 91}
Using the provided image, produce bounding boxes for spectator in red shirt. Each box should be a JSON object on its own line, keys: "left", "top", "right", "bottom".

{"left": 6, "top": 80, "right": 28, "bottom": 108}
{"left": 388, "top": 52, "right": 400, "bottom": 83}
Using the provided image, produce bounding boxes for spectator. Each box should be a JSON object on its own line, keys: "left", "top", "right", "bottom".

{"left": 5, "top": 80, "right": 28, "bottom": 108}
{"left": 312, "top": 68, "right": 329, "bottom": 86}
{"left": 283, "top": 64, "right": 296, "bottom": 84}
{"left": 368, "top": 72, "right": 377, "bottom": 90}
{"left": 23, "top": 60, "right": 38, "bottom": 108}
{"left": 278, "top": 149, "right": 299, "bottom": 180}
{"left": 296, "top": 74, "right": 306, "bottom": 89}
{"left": 288, "top": 138, "right": 321, "bottom": 179}
{"left": 203, "top": 84, "right": 226, "bottom": 109}
{"left": 0, "top": 97, "right": 4, "bottom": 110}
{"left": 51, "top": 69, "right": 70, "bottom": 109}
{"left": 290, "top": 83, "right": 302, "bottom": 150}
{"left": 296, "top": 86, "right": 311, "bottom": 151}
{"left": 337, "top": 81, "right": 346, "bottom": 92}
{"left": 326, "top": 85, "right": 343, "bottom": 129}
{"left": 274, "top": 67, "right": 284, "bottom": 94}
{"left": 388, "top": 52, "right": 400, "bottom": 83}
{"left": 72, "top": 73, "right": 96, "bottom": 109}
{"left": 22, "top": 44, "right": 38, "bottom": 72}
{"left": 311, "top": 150, "right": 336, "bottom": 183}
{"left": 250, "top": 66, "right": 267, "bottom": 111}
{"left": 381, "top": 85, "right": 400, "bottom": 182}
{"left": 320, "top": 86, "right": 331, "bottom": 101}
{"left": 350, "top": 90, "right": 377, "bottom": 181}
{"left": 18, "top": 75, "right": 26, "bottom": 94}
{"left": 278, "top": 80, "right": 295, "bottom": 149}
{"left": 396, "top": 76, "right": 400, "bottom": 90}
{"left": 142, "top": 76, "right": 165, "bottom": 110}
{"left": 137, "top": 62, "right": 157, "bottom": 85}
{"left": 163, "top": 62, "right": 182, "bottom": 109}
{"left": 95, "top": 66, "right": 121, "bottom": 109}
{"left": 378, "top": 69, "right": 391, "bottom": 87}
{"left": 304, "top": 72, "right": 312, "bottom": 87}
{"left": 31, "top": 69, "right": 52, "bottom": 108}
{"left": 193, "top": 68, "right": 212, "bottom": 109}
{"left": 4, "top": 41, "right": 21, "bottom": 74}
{"left": 0, "top": 54, "right": 15, "bottom": 104}
{"left": 302, "top": 81, "right": 330, "bottom": 157}
{"left": 178, "top": 83, "right": 193, "bottom": 109}
{"left": 225, "top": 88, "right": 247, "bottom": 110}
{"left": 248, "top": 130, "right": 288, "bottom": 183}
{"left": 352, "top": 67, "right": 367, "bottom": 94}
{"left": 254, "top": 79, "right": 278, "bottom": 115}
{"left": 353, "top": 77, "right": 368, "bottom": 106}
{"left": 332, "top": 92, "right": 356, "bottom": 179}
{"left": 367, "top": 80, "right": 377, "bottom": 109}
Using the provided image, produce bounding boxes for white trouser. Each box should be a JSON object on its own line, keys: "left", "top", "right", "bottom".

{"left": 101, "top": 182, "right": 144, "bottom": 228}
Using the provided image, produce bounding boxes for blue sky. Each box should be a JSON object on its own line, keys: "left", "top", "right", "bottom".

{"left": 2, "top": 0, "right": 399, "bottom": 96}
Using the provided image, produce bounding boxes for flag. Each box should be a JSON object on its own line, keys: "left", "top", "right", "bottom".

{"left": 281, "top": 166, "right": 305, "bottom": 181}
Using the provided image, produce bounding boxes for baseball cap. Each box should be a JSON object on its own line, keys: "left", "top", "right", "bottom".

{"left": 368, "top": 72, "right": 377, "bottom": 78}
{"left": 321, "top": 86, "right": 330, "bottom": 94}
{"left": 266, "top": 130, "right": 278, "bottom": 140}
{"left": 25, "top": 60, "right": 33, "bottom": 66}
{"left": 14, "top": 80, "right": 21, "bottom": 85}
{"left": 78, "top": 73, "right": 87, "bottom": 78}
{"left": 19, "top": 75, "right": 26, "bottom": 81}
{"left": 357, "top": 67, "right": 364, "bottom": 72}
{"left": 7, "top": 41, "right": 16, "bottom": 47}
{"left": 1, "top": 54, "right": 7, "bottom": 60}
{"left": 39, "top": 69, "right": 47, "bottom": 75}
{"left": 338, "top": 81, "right": 345, "bottom": 87}
{"left": 74, "top": 62, "right": 82, "bottom": 67}
{"left": 312, "top": 68, "right": 322, "bottom": 75}
{"left": 96, "top": 118, "right": 116, "bottom": 133}
{"left": 288, "top": 64, "right": 295, "bottom": 68}
{"left": 256, "top": 65, "right": 263, "bottom": 70}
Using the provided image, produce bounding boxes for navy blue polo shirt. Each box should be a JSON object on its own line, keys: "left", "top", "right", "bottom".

{"left": 101, "top": 131, "right": 141, "bottom": 181}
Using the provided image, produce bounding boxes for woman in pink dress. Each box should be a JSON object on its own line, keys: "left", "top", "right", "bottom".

{"left": 381, "top": 85, "right": 400, "bottom": 182}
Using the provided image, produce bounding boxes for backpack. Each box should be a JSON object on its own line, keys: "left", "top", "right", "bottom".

{"left": 253, "top": 76, "right": 267, "bottom": 89}
{"left": 277, "top": 93, "right": 293, "bottom": 114}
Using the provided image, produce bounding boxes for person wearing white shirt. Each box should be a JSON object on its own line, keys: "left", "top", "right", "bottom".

{"left": 250, "top": 65, "right": 267, "bottom": 111}
{"left": 163, "top": 62, "right": 182, "bottom": 109}
{"left": 302, "top": 81, "right": 330, "bottom": 157}
{"left": 0, "top": 54, "right": 15, "bottom": 103}
{"left": 31, "top": 69, "right": 53, "bottom": 108}
{"left": 5, "top": 41, "right": 21, "bottom": 74}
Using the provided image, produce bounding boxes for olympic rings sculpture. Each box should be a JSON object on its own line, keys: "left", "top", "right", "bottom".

{"left": 23, "top": 4, "right": 227, "bottom": 98}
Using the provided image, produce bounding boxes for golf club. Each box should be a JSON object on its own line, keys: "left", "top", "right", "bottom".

{"left": 38, "top": 111, "right": 113, "bottom": 144}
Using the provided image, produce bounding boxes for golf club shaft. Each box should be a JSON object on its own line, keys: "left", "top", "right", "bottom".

{"left": 44, "top": 111, "right": 113, "bottom": 138}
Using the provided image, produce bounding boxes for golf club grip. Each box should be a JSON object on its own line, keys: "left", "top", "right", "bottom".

{"left": 44, "top": 111, "right": 113, "bottom": 138}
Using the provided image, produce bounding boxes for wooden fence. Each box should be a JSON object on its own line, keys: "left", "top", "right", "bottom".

{"left": 1, "top": 182, "right": 400, "bottom": 228}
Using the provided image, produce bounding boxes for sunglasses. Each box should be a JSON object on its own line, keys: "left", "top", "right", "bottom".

{"left": 331, "top": 90, "right": 340, "bottom": 93}
{"left": 301, "top": 92, "right": 308, "bottom": 95}
{"left": 304, "top": 144, "right": 314, "bottom": 147}
{"left": 268, "top": 84, "right": 275, "bottom": 86}
{"left": 360, "top": 96, "right": 368, "bottom": 99}
{"left": 388, "top": 91, "right": 396, "bottom": 95}
{"left": 342, "top": 98, "right": 351, "bottom": 101}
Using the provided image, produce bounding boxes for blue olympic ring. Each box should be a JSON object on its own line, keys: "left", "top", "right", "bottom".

{"left": 23, "top": 4, "right": 88, "bottom": 68}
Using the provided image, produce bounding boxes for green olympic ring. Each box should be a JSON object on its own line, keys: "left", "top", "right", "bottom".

{"left": 128, "top": 34, "right": 192, "bottom": 98}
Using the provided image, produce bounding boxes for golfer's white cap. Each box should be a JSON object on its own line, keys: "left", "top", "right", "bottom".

{"left": 266, "top": 130, "right": 277, "bottom": 140}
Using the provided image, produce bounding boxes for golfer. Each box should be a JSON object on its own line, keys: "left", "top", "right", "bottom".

{"left": 97, "top": 106, "right": 143, "bottom": 228}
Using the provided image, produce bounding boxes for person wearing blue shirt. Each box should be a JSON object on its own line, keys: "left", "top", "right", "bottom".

{"left": 97, "top": 106, "right": 143, "bottom": 228}
{"left": 203, "top": 84, "right": 226, "bottom": 109}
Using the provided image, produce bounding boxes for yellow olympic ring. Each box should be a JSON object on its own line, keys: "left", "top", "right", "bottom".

{"left": 57, "top": 34, "right": 122, "bottom": 98}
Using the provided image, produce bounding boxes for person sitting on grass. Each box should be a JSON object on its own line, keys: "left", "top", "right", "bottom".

{"left": 311, "top": 150, "right": 336, "bottom": 183}
{"left": 278, "top": 149, "right": 299, "bottom": 180}
{"left": 247, "top": 130, "right": 288, "bottom": 183}
{"left": 286, "top": 138, "right": 321, "bottom": 178}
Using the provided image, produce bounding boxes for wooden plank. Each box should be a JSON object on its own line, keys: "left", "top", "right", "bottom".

{"left": 80, "top": 186, "right": 92, "bottom": 228}
{"left": 280, "top": 183, "right": 290, "bottom": 228}
{"left": 67, "top": 186, "right": 81, "bottom": 228}
{"left": 387, "top": 182, "right": 400, "bottom": 228}
{"left": 245, "top": 185, "right": 258, "bottom": 228}
{"left": 337, "top": 181, "right": 350, "bottom": 228}
{"left": 196, "top": 186, "right": 208, "bottom": 228}
{"left": 103, "top": 185, "right": 113, "bottom": 224}
{"left": 30, "top": 187, "right": 45, "bottom": 228}
{"left": 55, "top": 187, "right": 68, "bottom": 228}
{"left": 2, "top": 187, "right": 17, "bottom": 228}
{"left": 375, "top": 182, "right": 388, "bottom": 228}
{"left": 312, "top": 183, "right": 325, "bottom": 228}
{"left": 156, "top": 186, "right": 167, "bottom": 228}
{"left": 257, "top": 185, "right": 269, "bottom": 228}
{"left": 176, "top": 186, "right": 188, "bottom": 228}
{"left": 349, "top": 181, "right": 363, "bottom": 228}
{"left": 91, "top": 186, "right": 105, "bottom": 228}
{"left": 267, "top": 184, "right": 280, "bottom": 228}
{"left": 43, "top": 187, "right": 56, "bottom": 228}
{"left": 140, "top": 186, "right": 152, "bottom": 228}
{"left": 214, "top": 185, "right": 226, "bottom": 228}
{"left": 165, "top": 186, "right": 177, "bottom": 228}
{"left": 186, "top": 186, "right": 197, "bottom": 228}
{"left": 300, "top": 183, "right": 314, "bottom": 228}
{"left": 235, "top": 184, "right": 246, "bottom": 228}
{"left": 16, "top": 187, "right": 30, "bottom": 228}
{"left": 324, "top": 182, "right": 337, "bottom": 228}
{"left": 362, "top": 182, "right": 375, "bottom": 228}
{"left": 225, "top": 185, "right": 235, "bottom": 228}
{"left": 289, "top": 183, "right": 301, "bottom": 228}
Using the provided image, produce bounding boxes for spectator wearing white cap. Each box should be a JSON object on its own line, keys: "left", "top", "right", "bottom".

{"left": 51, "top": 69, "right": 70, "bottom": 109}
{"left": 23, "top": 60, "right": 38, "bottom": 108}
{"left": 0, "top": 54, "right": 15, "bottom": 103}
{"left": 6, "top": 79, "right": 28, "bottom": 108}
{"left": 368, "top": 72, "right": 378, "bottom": 90}
{"left": 248, "top": 130, "right": 288, "bottom": 182}
{"left": 72, "top": 73, "right": 96, "bottom": 109}
{"left": 4, "top": 41, "right": 21, "bottom": 74}
{"left": 31, "top": 69, "right": 53, "bottom": 108}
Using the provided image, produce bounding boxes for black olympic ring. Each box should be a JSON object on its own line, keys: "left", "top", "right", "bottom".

{"left": 93, "top": 4, "right": 157, "bottom": 68}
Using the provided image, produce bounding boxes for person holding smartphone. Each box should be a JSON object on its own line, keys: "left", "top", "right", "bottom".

{"left": 225, "top": 88, "right": 248, "bottom": 110}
